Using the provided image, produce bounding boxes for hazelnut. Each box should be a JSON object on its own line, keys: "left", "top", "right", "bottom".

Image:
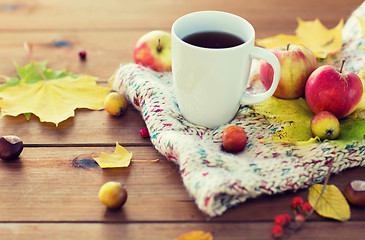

{"left": 344, "top": 180, "right": 365, "bottom": 207}
{"left": 0, "top": 135, "right": 24, "bottom": 160}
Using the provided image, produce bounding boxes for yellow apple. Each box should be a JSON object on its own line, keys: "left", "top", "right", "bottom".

{"left": 260, "top": 44, "right": 318, "bottom": 99}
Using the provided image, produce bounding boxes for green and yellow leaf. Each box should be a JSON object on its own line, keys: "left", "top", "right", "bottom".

{"left": 308, "top": 184, "right": 351, "bottom": 222}
{"left": 252, "top": 96, "right": 365, "bottom": 144}
{"left": 0, "top": 75, "right": 110, "bottom": 126}
{"left": 94, "top": 142, "right": 132, "bottom": 168}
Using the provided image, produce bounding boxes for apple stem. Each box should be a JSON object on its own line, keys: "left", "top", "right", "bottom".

{"left": 157, "top": 38, "right": 162, "bottom": 53}
{"left": 339, "top": 59, "right": 345, "bottom": 73}
{"left": 287, "top": 43, "right": 290, "bottom": 51}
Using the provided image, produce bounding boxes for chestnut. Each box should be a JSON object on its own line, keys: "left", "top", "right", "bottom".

{"left": 0, "top": 135, "right": 24, "bottom": 160}
{"left": 344, "top": 180, "right": 365, "bottom": 207}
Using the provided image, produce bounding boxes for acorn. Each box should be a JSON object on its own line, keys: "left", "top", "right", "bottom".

{"left": 0, "top": 135, "right": 24, "bottom": 160}
{"left": 344, "top": 180, "right": 365, "bottom": 207}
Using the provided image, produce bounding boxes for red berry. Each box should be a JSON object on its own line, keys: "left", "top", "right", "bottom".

{"left": 291, "top": 196, "right": 304, "bottom": 208}
{"left": 274, "top": 215, "right": 286, "bottom": 226}
{"left": 282, "top": 213, "right": 291, "bottom": 223}
{"left": 274, "top": 214, "right": 289, "bottom": 226}
{"left": 271, "top": 225, "right": 284, "bottom": 238}
{"left": 139, "top": 127, "right": 149, "bottom": 138}
{"left": 301, "top": 202, "right": 312, "bottom": 213}
{"left": 79, "top": 50, "right": 87, "bottom": 61}
{"left": 295, "top": 214, "right": 306, "bottom": 223}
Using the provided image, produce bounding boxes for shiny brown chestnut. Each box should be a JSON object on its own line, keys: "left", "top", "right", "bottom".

{"left": 344, "top": 180, "right": 365, "bottom": 207}
{"left": 0, "top": 135, "right": 24, "bottom": 160}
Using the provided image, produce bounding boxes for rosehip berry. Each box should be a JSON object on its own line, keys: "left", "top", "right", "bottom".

{"left": 295, "top": 214, "right": 306, "bottom": 223}
{"left": 301, "top": 202, "right": 312, "bottom": 213}
{"left": 139, "top": 127, "right": 149, "bottom": 138}
{"left": 274, "top": 214, "right": 289, "bottom": 226}
{"left": 98, "top": 181, "right": 128, "bottom": 210}
{"left": 291, "top": 196, "right": 304, "bottom": 208}
{"left": 104, "top": 92, "right": 128, "bottom": 116}
{"left": 222, "top": 125, "right": 247, "bottom": 153}
{"left": 79, "top": 50, "right": 87, "bottom": 61}
{"left": 271, "top": 225, "right": 284, "bottom": 238}
{"left": 282, "top": 213, "right": 291, "bottom": 223}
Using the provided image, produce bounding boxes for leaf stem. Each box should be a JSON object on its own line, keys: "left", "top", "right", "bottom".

{"left": 23, "top": 41, "right": 47, "bottom": 81}
{"left": 30, "top": 61, "right": 48, "bottom": 81}
{"left": 132, "top": 159, "right": 160, "bottom": 163}
{"left": 306, "top": 158, "right": 334, "bottom": 219}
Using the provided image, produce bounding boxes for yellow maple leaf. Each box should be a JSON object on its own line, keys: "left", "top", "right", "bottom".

{"left": 175, "top": 231, "right": 213, "bottom": 240}
{"left": 256, "top": 18, "right": 344, "bottom": 58}
{"left": 94, "top": 142, "right": 132, "bottom": 168}
{"left": 0, "top": 76, "right": 110, "bottom": 126}
{"left": 308, "top": 184, "right": 351, "bottom": 222}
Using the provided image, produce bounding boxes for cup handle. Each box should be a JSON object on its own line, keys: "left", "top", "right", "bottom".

{"left": 240, "top": 46, "right": 280, "bottom": 105}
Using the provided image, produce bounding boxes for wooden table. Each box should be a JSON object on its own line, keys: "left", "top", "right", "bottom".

{"left": 0, "top": 0, "right": 364, "bottom": 239}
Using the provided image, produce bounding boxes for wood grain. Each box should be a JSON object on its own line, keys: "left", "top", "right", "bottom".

{"left": 0, "top": 147, "right": 364, "bottom": 223}
{"left": 1, "top": 222, "right": 365, "bottom": 240}
{"left": 0, "top": 0, "right": 365, "bottom": 239}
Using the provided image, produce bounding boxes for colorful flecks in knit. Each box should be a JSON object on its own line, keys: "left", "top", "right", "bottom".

{"left": 112, "top": 3, "right": 365, "bottom": 217}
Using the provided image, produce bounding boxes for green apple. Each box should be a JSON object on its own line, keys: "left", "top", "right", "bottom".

{"left": 133, "top": 30, "right": 171, "bottom": 72}
{"left": 310, "top": 111, "right": 340, "bottom": 140}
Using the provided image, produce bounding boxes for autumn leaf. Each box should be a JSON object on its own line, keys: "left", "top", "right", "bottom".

{"left": 175, "top": 231, "right": 213, "bottom": 240}
{"left": 252, "top": 97, "right": 365, "bottom": 144}
{"left": 0, "top": 61, "right": 110, "bottom": 126}
{"left": 252, "top": 97, "right": 314, "bottom": 143}
{"left": 94, "top": 142, "right": 132, "bottom": 168}
{"left": 256, "top": 18, "right": 344, "bottom": 58}
{"left": 17, "top": 61, "right": 78, "bottom": 84}
{"left": 0, "top": 75, "right": 110, "bottom": 126}
{"left": 308, "top": 184, "right": 351, "bottom": 221}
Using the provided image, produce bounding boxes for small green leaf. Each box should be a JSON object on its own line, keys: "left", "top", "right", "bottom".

{"left": 337, "top": 118, "right": 365, "bottom": 143}
{"left": 15, "top": 61, "right": 78, "bottom": 84}
{"left": 0, "top": 77, "right": 20, "bottom": 91}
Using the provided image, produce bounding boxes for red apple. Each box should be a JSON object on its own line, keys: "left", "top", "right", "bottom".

{"left": 133, "top": 30, "right": 171, "bottom": 72}
{"left": 305, "top": 61, "right": 363, "bottom": 119}
{"left": 260, "top": 44, "right": 318, "bottom": 99}
{"left": 310, "top": 111, "right": 340, "bottom": 140}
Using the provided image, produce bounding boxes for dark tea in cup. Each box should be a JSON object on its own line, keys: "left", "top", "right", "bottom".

{"left": 182, "top": 31, "right": 245, "bottom": 49}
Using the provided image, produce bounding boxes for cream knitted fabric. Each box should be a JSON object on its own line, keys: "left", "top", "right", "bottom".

{"left": 112, "top": 3, "right": 365, "bottom": 217}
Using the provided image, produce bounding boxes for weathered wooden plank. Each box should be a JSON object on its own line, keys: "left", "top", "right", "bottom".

{"left": 0, "top": 0, "right": 360, "bottom": 31}
{"left": 0, "top": 107, "right": 149, "bottom": 145}
{"left": 0, "top": 31, "right": 139, "bottom": 80}
{"left": 0, "top": 222, "right": 365, "bottom": 240}
{"left": 0, "top": 146, "right": 364, "bottom": 222}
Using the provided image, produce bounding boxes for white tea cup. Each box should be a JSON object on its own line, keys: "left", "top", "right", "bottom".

{"left": 171, "top": 11, "right": 280, "bottom": 128}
